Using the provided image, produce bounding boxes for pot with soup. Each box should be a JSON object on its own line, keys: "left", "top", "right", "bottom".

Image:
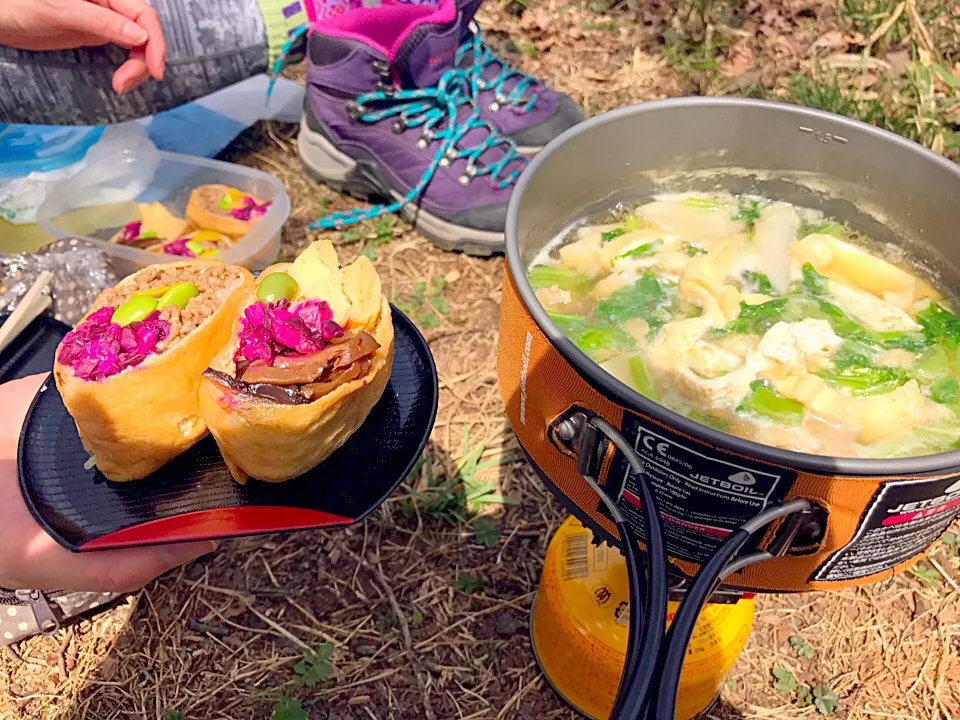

{"left": 498, "top": 97, "right": 960, "bottom": 593}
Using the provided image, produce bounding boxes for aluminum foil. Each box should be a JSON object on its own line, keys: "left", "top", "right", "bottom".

{"left": 0, "top": 239, "right": 118, "bottom": 327}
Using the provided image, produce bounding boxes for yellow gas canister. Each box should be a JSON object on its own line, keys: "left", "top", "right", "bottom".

{"left": 531, "top": 515, "right": 755, "bottom": 719}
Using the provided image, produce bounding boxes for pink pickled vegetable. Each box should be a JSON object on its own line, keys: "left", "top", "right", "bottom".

{"left": 229, "top": 196, "right": 272, "bottom": 222}
{"left": 120, "top": 221, "right": 142, "bottom": 244}
{"left": 57, "top": 306, "right": 170, "bottom": 381}
{"left": 162, "top": 238, "right": 196, "bottom": 257}
{"left": 233, "top": 298, "right": 343, "bottom": 364}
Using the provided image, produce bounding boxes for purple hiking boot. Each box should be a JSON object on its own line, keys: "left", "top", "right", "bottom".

{"left": 298, "top": 0, "right": 528, "bottom": 256}
{"left": 454, "top": 0, "right": 586, "bottom": 154}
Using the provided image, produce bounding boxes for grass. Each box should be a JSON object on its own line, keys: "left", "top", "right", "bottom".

{"left": 786, "top": 71, "right": 960, "bottom": 159}
{"left": 401, "top": 427, "right": 518, "bottom": 523}
{"left": 337, "top": 215, "right": 399, "bottom": 261}
{"left": 394, "top": 276, "right": 450, "bottom": 330}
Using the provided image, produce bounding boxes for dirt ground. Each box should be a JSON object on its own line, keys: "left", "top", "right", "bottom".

{"left": 3, "top": 0, "right": 960, "bottom": 718}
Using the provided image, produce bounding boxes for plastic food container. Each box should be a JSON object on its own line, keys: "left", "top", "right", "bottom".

{"left": 37, "top": 149, "right": 290, "bottom": 275}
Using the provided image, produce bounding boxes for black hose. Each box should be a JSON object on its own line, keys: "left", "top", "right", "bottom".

{"left": 587, "top": 418, "right": 668, "bottom": 720}
{"left": 579, "top": 470, "right": 648, "bottom": 719}
{"left": 649, "top": 499, "right": 812, "bottom": 720}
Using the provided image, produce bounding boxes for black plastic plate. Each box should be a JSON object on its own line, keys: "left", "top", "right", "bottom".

{"left": 16, "top": 308, "right": 437, "bottom": 551}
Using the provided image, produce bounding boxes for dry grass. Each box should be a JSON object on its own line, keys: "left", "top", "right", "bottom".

{"left": 3, "top": 0, "right": 960, "bottom": 718}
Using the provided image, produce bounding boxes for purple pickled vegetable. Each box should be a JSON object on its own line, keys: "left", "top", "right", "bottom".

{"left": 121, "top": 221, "right": 142, "bottom": 244}
{"left": 322, "top": 320, "right": 344, "bottom": 341}
{"left": 163, "top": 238, "right": 196, "bottom": 257}
{"left": 229, "top": 196, "right": 272, "bottom": 222}
{"left": 57, "top": 304, "right": 170, "bottom": 381}
{"left": 232, "top": 299, "right": 345, "bottom": 364}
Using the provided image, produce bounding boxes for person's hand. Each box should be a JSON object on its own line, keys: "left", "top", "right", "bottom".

{"left": 0, "top": 0, "right": 166, "bottom": 94}
{"left": 0, "top": 374, "right": 216, "bottom": 592}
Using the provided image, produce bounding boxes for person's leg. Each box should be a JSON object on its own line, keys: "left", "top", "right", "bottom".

{"left": 0, "top": 0, "right": 308, "bottom": 125}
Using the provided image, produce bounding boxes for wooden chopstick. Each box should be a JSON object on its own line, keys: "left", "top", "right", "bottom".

{"left": 0, "top": 271, "right": 54, "bottom": 354}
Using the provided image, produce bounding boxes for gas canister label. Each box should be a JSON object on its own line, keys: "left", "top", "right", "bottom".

{"left": 606, "top": 413, "right": 795, "bottom": 564}
{"left": 813, "top": 475, "right": 960, "bottom": 582}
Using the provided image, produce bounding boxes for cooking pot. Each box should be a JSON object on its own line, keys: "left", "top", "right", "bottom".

{"left": 498, "top": 97, "right": 960, "bottom": 593}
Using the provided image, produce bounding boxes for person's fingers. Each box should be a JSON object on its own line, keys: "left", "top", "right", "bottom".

{"left": 99, "top": 0, "right": 166, "bottom": 80}
{"left": 0, "top": 374, "right": 48, "bottom": 440}
{"left": 59, "top": 1, "right": 148, "bottom": 48}
{"left": 14, "top": 530, "right": 219, "bottom": 592}
{"left": 112, "top": 50, "right": 150, "bottom": 93}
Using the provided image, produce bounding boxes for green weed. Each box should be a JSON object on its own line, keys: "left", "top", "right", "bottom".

{"left": 473, "top": 516, "right": 501, "bottom": 548}
{"left": 909, "top": 562, "right": 941, "bottom": 588}
{"left": 402, "top": 428, "right": 517, "bottom": 522}
{"left": 336, "top": 215, "right": 398, "bottom": 261}
{"left": 789, "top": 635, "right": 815, "bottom": 659}
{"left": 293, "top": 644, "right": 335, "bottom": 687}
{"left": 394, "top": 276, "right": 449, "bottom": 330}
{"left": 455, "top": 572, "right": 486, "bottom": 594}
{"left": 270, "top": 697, "right": 307, "bottom": 720}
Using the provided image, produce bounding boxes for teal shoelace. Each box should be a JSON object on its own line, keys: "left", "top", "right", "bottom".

{"left": 455, "top": 24, "right": 540, "bottom": 115}
{"left": 268, "top": 26, "right": 525, "bottom": 230}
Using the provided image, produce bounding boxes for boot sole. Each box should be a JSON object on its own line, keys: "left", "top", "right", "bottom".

{"left": 297, "top": 119, "right": 505, "bottom": 257}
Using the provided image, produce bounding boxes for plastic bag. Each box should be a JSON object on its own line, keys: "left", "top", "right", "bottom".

{"left": 0, "top": 124, "right": 157, "bottom": 225}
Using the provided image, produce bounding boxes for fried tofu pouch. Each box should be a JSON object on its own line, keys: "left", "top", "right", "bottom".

{"left": 186, "top": 184, "right": 261, "bottom": 238}
{"left": 53, "top": 261, "right": 254, "bottom": 482}
{"left": 198, "top": 241, "right": 395, "bottom": 483}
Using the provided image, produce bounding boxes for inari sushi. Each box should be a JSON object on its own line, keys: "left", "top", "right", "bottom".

{"left": 199, "top": 240, "right": 394, "bottom": 483}
{"left": 186, "top": 184, "right": 272, "bottom": 238}
{"left": 54, "top": 260, "right": 254, "bottom": 481}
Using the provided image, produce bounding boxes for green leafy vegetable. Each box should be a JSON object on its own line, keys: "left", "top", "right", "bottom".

{"left": 684, "top": 197, "right": 726, "bottom": 210}
{"left": 799, "top": 220, "right": 848, "bottom": 239}
{"left": 528, "top": 265, "right": 595, "bottom": 293}
{"left": 596, "top": 273, "right": 664, "bottom": 324}
{"left": 802, "top": 263, "right": 830, "bottom": 296}
{"left": 816, "top": 365, "right": 909, "bottom": 396}
{"left": 683, "top": 243, "right": 708, "bottom": 256}
{"left": 629, "top": 356, "right": 659, "bottom": 401}
{"left": 732, "top": 198, "right": 762, "bottom": 227}
{"left": 688, "top": 410, "right": 730, "bottom": 432}
{"left": 917, "top": 302, "right": 960, "bottom": 347}
{"left": 737, "top": 381, "right": 804, "bottom": 425}
{"left": 914, "top": 345, "right": 951, "bottom": 383}
{"left": 741, "top": 270, "right": 775, "bottom": 296}
{"left": 813, "top": 684, "right": 839, "bottom": 715}
{"left": 931, "top": 378, "right": 960, "bottom": 404}
{"left": 832, "top": 341, "right": 876, "bottom": 370}
{"left": 721, "top": 295, "right": 929, "bottom": 351}
{"left": 721, "top": 298, "right": 791, "bottom": 336}
{"left": 601, "top": 228, "right": 627, "bottom": 243}
{"left": 616, "top": 239, "right": 662, "bottom": 261}
{"left": 548, "top": 312, "right": 636, "bottom": 362}
{"left": 772, "top": 668, "right": 798, "bottom": 694}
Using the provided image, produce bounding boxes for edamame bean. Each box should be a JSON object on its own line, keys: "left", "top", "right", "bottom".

{"left": 186, "top": 239, "right": 206, "bottom": 257}
{"left": 256, "top": 272, "right": 299, "bottom": 304}
{"left": 112, "top": 295, "right": 159, "bottom": 326}
{"left": 157, "top": 282, "right": 199, "bottom": 310}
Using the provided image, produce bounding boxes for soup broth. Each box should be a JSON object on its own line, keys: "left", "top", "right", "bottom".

{"left": 528, "top": 193, "right": 960, "bottom": 459}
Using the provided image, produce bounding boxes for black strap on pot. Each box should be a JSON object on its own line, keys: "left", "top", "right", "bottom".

{"left": 571, "top": 416, "right": 812, "bottom": 720}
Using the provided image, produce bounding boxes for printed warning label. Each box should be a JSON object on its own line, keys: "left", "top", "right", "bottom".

{"left": 813, "top": 475, "right": 960, "bottom": 582}
{"left": 605, "top": 413, "right": 795, "bottom": 564}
